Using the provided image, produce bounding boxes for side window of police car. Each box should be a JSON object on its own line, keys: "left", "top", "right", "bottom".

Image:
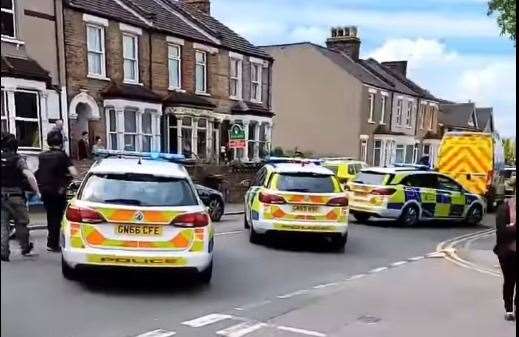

{"left": 402, "top": 174, "right": 437, "bottom": 189}
{"left": 436, "top": 175, "right": 462, "bottom": 192}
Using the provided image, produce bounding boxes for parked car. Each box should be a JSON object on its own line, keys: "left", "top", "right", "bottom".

{"left": 322, "top": 158, "right": 368, "bottom": 187}
{"left": 195, "top": 184, "right": 225, "bottom": 222}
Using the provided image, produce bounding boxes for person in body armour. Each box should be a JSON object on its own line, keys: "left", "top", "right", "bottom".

{"left": 36, "top": 131, "right": 78, "bottom": 252}
{"left": 1, "top": 133, "right": 41, "bottom": 261}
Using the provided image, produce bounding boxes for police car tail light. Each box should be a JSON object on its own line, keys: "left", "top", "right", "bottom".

{"left": 371, "top": 188, "right": 396, "bottom": 196}
{"left": 66, "top": 206, "right": 106, "bottom": 224}
{"left": 171, "top": 212, "right": 209, "bottom": 228}
{"left": 327, "top": 197, "right": 348, "bottom": 207}
{"left": 259, "top": 192, "right": 286, "bottom": 205}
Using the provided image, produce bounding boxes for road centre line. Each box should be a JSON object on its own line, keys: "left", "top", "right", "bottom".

{"left": 346, "top": 274, "right": 367, "bottom": 281}
{"left": 390, "top": 261, "right": 408, "bottom": 267}
{"left": 313, "top": 282, "right": 339, "bottom": 289}
{"left": 408, "top": 256, "right": 425, "bottom": 261}
{"left": 234, "top": 300, "right": 272, "bottom": 311}
{"left": 135, "top": 329, "right": 176, "bottom": 337}
{"left": 181, "top": 313, "right": 233, "bottom": 327}
{"left": 277, "top": 326, "right": 327, "bottom": 337}
{"left": 215, "top": 230, "right": 244, "bottom": 236}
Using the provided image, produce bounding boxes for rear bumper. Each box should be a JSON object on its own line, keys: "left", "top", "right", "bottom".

{"left": 62, "top": 247, "right": 212, "bottom": 272}
{"left": 252, "top": 219, "right": 348, "bottom": 235}
{"left": 349, "top": 203, "right": 401, "bottom": 219}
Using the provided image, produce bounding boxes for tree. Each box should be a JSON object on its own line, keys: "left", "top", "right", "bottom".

{"left": 488, "top": 0, "right": 516, "bottom": 42}
{"left": 502, "top": 138, "right": 516, "bottom": 165}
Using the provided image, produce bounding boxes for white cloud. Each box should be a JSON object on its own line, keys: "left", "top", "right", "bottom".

{"left": 369, "top": 38, "right": 516, "bottom": 137}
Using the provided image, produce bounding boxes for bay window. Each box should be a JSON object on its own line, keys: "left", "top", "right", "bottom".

{"left": 396, "top": 99, "right": 403, "bottom": 125}
{"left": 395, "top": 145, "right": 405, "bottom": 163}
{"left": 360, "top": 139, "right": 368, "bottom": 162}
{"left": 168, "top": 44, "right": 181, "bottom": 90}
{"left": 141, "top": 111, "right": 153, "bottom": 152}
{"left": 419, "top": 104, "right": 426, "bottom": 130}
{"left": 123, "top": 109, "right": 137, "bottom": 151}
{"left": 230, "top": 58, "right": 242, "bottom": 99}
{"left": 251, "top": 63, "right": 262, "bottom": 102}
{"left": 168, "top": 115, "right": 178, "bottom": 154}
{"left": 405, "top": 144, "right": 414, "bottom": 163}
{"left": 373, "top": 140, "right": 382, "bottom": 166}
{"left": 181, "top": 117, "right": 193, "bottom": 156}
{"left": 195, "top": 51, "right": 207, "bottom": 93}
{"left": 107, "top": 108, "right": 118, "bottom": 150}
{"left": 429, "top": 106, "right": 435, "bottom": 130}
{"left": 123, "top": 34, "right": 139, "bottom": 83}
{"left": 87, "top": 24, "right": 106, "bottom": 77}
{"left": 1, "top": 0, "right": 16, "bottom": 39}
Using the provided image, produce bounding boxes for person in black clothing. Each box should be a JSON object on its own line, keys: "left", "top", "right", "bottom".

{"left": 77, "top": 131, "right": 89, "bottom": 160}
{"left": 36, "top": 131, "right": 78, "bottom": 252}
{"left": 494, "top": 185, "right": 517, "bottom": 321}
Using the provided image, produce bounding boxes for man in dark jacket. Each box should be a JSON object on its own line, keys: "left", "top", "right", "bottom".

{"left": 494, "top": 178, "right": 517, "bottom": 321}
{"left": 36, "top": 131, "right": 78, "bottom": 252}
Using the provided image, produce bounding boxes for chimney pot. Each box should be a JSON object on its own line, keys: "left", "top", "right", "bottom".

{"left": 326, "top": 25, "right": 361, "bottom": 61}
{"left": 381, "top": 61, "right": 408, "bottom": 77}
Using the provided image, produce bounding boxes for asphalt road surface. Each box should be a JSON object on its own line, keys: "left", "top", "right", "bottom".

{"left": 1, "top": 213, "right": 506, "bottom": 337}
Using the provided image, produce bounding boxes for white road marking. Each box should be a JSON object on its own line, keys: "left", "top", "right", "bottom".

{"left": 313, "top": 282, "right": 338, "bottom": 289}
{"left": 216, "top": 321, "right": 267, "bottom": 337}
{"left": 369, "top": 267, "right": 388, "bottom": 273}
{"left": 426, "top": 252, "right": 446, "bottom": 258}
{"left": 346, "top": 274, "right": 366, "bottom": 281}
{"left": 277, "top": 289, "right": 309, "bottom": 299}
{"left": 215, "top": 230, "right": 244, "bottom": 236}
{"left": 390, "top": 261, "right": 408, "bottom": 267}
{"left": 408, "top": 256, "right": 425, "bottom": 261}
{"left": 233, "top": 300, "right": 272, "bottom": 311}
{"left": 135, "top": 329, "right": 176, "bottom": 337}
{"left": 181, "top": 313, "right": 233, "bottom": 328}
{"left": 277, "top": 326, "right": 327, "bottom": 336}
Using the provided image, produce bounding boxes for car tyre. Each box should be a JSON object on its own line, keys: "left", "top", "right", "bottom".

{"left": 330, "top": 233, "right": 348, "bottom": 251}
{"left": 198, "top": 261, "right": 213, "bottom": 284}
{"left": 249, "top": 224, "right": 263, "bottom": 245}
{"left": 352, "top": 211, "right": 371, "bottom": 223}
{"left": 208, "top": 197, "right": 224, "bottom": 222}
{"left": 399, "top": 205, "right": 420, "bottom": 227}
{"left": 465, "top": 204, "right": 483, "bottom": 226}
{"left": 61, "top": 257, "right": 78, "bottom": 281}
{"left": 244, "top": 213, "right": 250, "bottom": 229}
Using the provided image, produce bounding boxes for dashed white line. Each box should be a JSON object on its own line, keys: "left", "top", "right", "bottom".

{"left": 369, "top": 267, "right": 388, "bottom": 273}
{"left": 277, "top": 326, "right": 327, "bottom": 336}
{"left": 408, "top": 256, "right": 425, "bottom": 261}
{"left": 346, "top": 274, "right": 367, "bottom": 281}
{"left": 234, "top": 300, "right": 272, "bottom": 311}
{"left": 313, "top": 282, "right": 339, "bottom": 289}
{"left": 135, "top": 329, "right": 176, "bottom": 337}
{"left": 216, "top": 321, "right": 267, "bottom": 337}
{"left": 181, "top": 313, "right": 232, "bottom": 328}
{"left": 277, "top": 289, "right": 310, "bottom": 299}
{"left": 390, "top": 261, "right": 408, "bottom": 267}
{"left": 215, "top": 230, "right": 244, "bottom": 236}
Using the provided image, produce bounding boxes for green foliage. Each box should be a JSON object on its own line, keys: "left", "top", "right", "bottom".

{"left": 502, "top": 138, "right": 516, "bottom": 165}
{"left": 488, "top": 0, "right": 516, "bottom": 42}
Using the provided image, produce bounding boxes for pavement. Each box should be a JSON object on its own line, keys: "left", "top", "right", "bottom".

{"left": 2, "top": 212, "right": 514, "bottom": 337}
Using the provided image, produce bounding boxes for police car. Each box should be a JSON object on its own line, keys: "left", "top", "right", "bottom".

{"left": 347, "top": 166, "right": 486, "bottom": 226}
{"left": 60, "top": 151, "right": 214, "bottom": 283}
{"left": 244, "top": 158, "right": 349, "bottom": 249}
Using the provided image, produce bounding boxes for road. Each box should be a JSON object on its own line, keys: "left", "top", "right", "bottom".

{"left": 1, "top": 213, "right": 512, "bottom": 337}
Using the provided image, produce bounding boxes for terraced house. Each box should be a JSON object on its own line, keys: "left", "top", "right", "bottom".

{"left": 63, "top": 0, "right": 273, "bottom": 162}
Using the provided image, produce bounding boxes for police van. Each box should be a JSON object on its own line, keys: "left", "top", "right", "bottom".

{"left": 60, "top": 151, "right": 214, "bottom": 283}
{"left": 348, "top": 166, "right": 485, "bottom": 227}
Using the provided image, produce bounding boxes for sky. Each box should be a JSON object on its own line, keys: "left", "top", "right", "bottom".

{"left": 211, "top": 0, "right": 516, "bottom": 137}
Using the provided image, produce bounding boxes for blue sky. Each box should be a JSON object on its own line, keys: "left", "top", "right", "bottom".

{"left": 211, "top": 0, "right": 516, "bottom": 137}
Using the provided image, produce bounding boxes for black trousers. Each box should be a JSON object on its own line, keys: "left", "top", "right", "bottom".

{"left": 498, "top": 253, "right": 518, "bottom": 312}
{"left": 42, "top": 193, "right": 67, "bottom": 249}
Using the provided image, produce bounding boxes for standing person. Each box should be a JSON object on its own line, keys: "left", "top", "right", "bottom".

{"left": 51, "top": 119, "right": 68, "bottom": 150}
{"left": 91, "top": 136, "right": 104, "bottom": 155}
{"left": 36, "top": 131, "right": 78, "bottom": 252}
{"left": 1, "top": 133, "right": 41, "bottom": 261}
{"left": 77, "top": 131, "right": 89, "bottom": 160}
{"left": 494, "top": 177, "right": 517, "bottom": 321}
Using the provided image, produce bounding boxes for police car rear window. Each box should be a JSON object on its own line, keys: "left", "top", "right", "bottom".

{"left": 276, "top": 173, "right": 336, "bottom": 193}
{"left": 353, "top": 172, "right": 390, "bottom": 185}
{"left": 324, "top": 165, "right": 339, "bottom": 175}
{"left": 79, "top": 173, "right": 198, "bottom": 207}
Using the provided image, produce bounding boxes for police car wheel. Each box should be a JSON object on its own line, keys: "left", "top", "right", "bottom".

{"left": 399, "top": 205, "right": 419, "bottom": 227}
{"left": 61, "top": 257, "right": 78, "bottom": 281}
{"left": 249, "top": 224, "right": 263, "bottom": 244}
{"left": 244, "top": 213, "right": 250, "bottom": 229}
{"left": 198, "top": 261, "right": 213, "bottom": 284}
{"left": 208, "top": 197, "right": 224, "bottom": 222}
{"left": 465, "top": 205, "right": 483, "bottom": 226}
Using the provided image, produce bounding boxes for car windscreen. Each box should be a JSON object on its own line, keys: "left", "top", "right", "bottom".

{"left": 79, "top": 173, "right": 198, "bottom": 207}
{"left": 353, "top": 172, "right": 389, "bottom": 185}
{"left": 276, "top": 173, "right": 336, "bottom": 193}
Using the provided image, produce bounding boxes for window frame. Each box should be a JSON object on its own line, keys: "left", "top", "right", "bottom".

{"left": 373, "top": 139, "right": 383, "bottom": 166}
{"left": 1, "top": 90, "right": 8, "bottom": 134}
{"left": 229, "top": 57, "right": 242, "bottom": 100}
{"left": 436, "top": 174, "right": 463, "bottom": 192}
{"left": 123, "top": 108, "right": 138, "bottom": 151}
{"left": 368, "top": 93, "right": 375, "bottom": 123}
{"left": 197, "top": 118, "right": 208, "bottom": 159}
{"left": 396, "top": 99, "right": 403, "bottom": 125}
{"left": 86, "top": 24, "right": 106, "bottom": 78}
{"left": 429, "top": 106, "right": 435, "bottom": 131}
{"left": 195, "top": 50, "right": 208, "bottom": 94}
{"left": 405, "top": 101, "right": 413, "bottom": 128}
{"left": 141, "top": 110, "right": 153, "bottom": 153}
{"left": 380, "top": 95, "right": 386, "bottom": 124}
{"left": 1, "top": 0, "right": 16, "bottom": 39}
{"left": 251, "top": 62, "right": 263, "bottom": 103}
{"left": 360, "top": 139, "right": 368, "bottom": 162}
{"left": 122, "top": 33, "right": 139, "bottom": 84}
{"left": 168, "top": 44, "right": 182, "bottom": 90}
{"left": 12, "top": 90, "right": 42, "bottom": 150}
{"left": 106, "top": 107, "right": 118, "bottom": 150}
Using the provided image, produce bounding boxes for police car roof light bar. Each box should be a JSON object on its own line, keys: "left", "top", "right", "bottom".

{"left": 393, "top": 163, "right": 431, "bottom": 171}
{"left": 94, "top": 149, "right": 186, "bottom": 164}
{"left": 266, "top": 157, "right": 323, "bottom": 165}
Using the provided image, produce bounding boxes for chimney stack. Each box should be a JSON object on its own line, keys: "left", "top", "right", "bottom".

{"left": 381, "top": 61, "right": 408, "bottom": 77}
{"left": 326, "top": 26, "right": 361, "bottom": 61}
{"left": 180, "top": 0, "right": 211, "bottom": 15}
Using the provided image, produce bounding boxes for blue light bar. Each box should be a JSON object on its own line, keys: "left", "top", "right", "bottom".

{"left": 94, "top": 149, "right": 185, "bottom": 163}
{"left": 266, "top": 156, "right": 323, "bottom": 165}
{"left": 393, "top": 163, "right": 430, "bottom": 171}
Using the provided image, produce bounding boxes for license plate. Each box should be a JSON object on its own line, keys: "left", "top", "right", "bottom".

{"left": 115, "top": 225, "right": 163, "bottom": 237}
{"left": 292, "top": 205, "right": 319, "bottom": 213}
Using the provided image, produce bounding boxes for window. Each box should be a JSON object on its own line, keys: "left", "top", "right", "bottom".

{"left": 395, "top": 145, "right": 405, "bottom": 163}
{"left": 123, "top": 109, "right": 137, "bottom": 151}
{"left": 402, "top": 174, "right": 437, "bottom": 189}
{"left": 195, "top": 51, "right": 207, "bottom": 93}
{"left": 1, "top": 0, "right": 15, "bottom": 39}
{"left": 423, "top": 144, "right": 431, "bottom": 157}
{"left": 197, "top": 118, "right": 207, "bottom": 159}
{"left": 1, "top": 90, "right": 7, "bottom": 133}
{"left": 429, "top": 106, "right": 435, "bottom": 130}
{"left": 276, "top": 173, "right": 336, "bottom": 193}
{"left": 373, "top": 140, "right": 382, "bottom": 166}
{"left": 259, "top": 123, "right": 268, "bottom": 159}
{"left": 405, "top": 144, "right": 414, "bottom": 164}
{"left": 360, "top": 139, "right": 368, "bottom": 162}
{"left": 380, "top": 95, "right": 386, "bottom": 124}
{"left": 437, "top": 175, "right": 462, "bottom": 192}
{"left": 354, "top": 172, "right": 389, "bottom": 185}
{"left": 230, "top": 58, "right": 242, "bottom": 99}
{"left": 168, "top": 44, "right": 181, "bottom": 89}
{"left": 87, "top": 25, "right": 106, "bottom": 77}
{"left": 368, "top": 93, "right": 375, "bottom": 123}
{"left": 181, "top": 117, "right": 192, "bottom": 157}
{"left": 396, "top": 99, "right": 403, "bottom": 125}
{"left": 248, "top": 123, "right": 255, "bottom": 161}
{"left": 168, "top": 115, "right": 178, "bottom": 154}
{"left": 254, "top": 167, "right": 267, "bottom": 186}
{"left": 251, "top": 63, "right": 262, "bottom": 102}
{"left": 123, "top": 34, "right": 139, "bottom": 83}
{"left": 14, "top": 91, "right": 40, "bottom": 149}
{"left": 419, "top": 104, "right": 426, "bottom": 130}
{"left": 107, "top": 108, "right": 118, "bottom": 150}
{"left": 141, "top": 111, "right": 153, "bottom": 152}
{"left": 405, "top": 102, "right": 413, "bottom": 127}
